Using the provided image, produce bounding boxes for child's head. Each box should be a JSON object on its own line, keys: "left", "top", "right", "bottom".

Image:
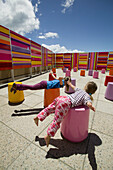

{"left": 84, "top": 81, "right": 97, "bottom": 95}
{"left": 64, "top": 76, "right": 71, "bottom": 91}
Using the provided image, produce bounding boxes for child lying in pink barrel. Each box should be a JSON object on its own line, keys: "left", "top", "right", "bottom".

{"left": 10, "top": 71, "right": 71, "bottom": 94}
{"left": 34, "top": 81, "right": 97, "bottom": 147}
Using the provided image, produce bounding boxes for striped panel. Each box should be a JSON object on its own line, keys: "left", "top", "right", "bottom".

{"left": 10, "top": 30, "right": 31, "bottom": 69}
{"left": 63, "top": 53, "right": 72, "bottom": 68}
{"left": 48, "top": 49, "right": 52, "bottom": 66}
{"left": 88, "top": 52, "right": 96, "bottom": 70}
{"left": 72, "top": 53, "right": 79, "bottom": 69}
{"left": 51, "top": 52, "right": 55, "bottom": 66}
{"left": 31, "top": 40, "right": 41, "bottom": 67}
{"left": 56, "top": 53, "right": 63, "bottom": 68}
{"left": 97, "top": 52, "right": 108, "bottom": 70}
{"left": 107, "top": 51, "right": 113, "bottom": 70}
{"left": 42, "top": 46, "right": 48, "bottom": 66}
{"left": 78, "top": 53, "right": 88, "bottom": 69}
{"left": 0, "top": 25, "right": 12, "bottom": 70}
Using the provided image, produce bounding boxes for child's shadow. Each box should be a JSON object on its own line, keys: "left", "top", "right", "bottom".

{"left": 35, "top": 133, "right": 102, "bottom": 170}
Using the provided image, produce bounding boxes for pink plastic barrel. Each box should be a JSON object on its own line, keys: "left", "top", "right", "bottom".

{"left": 105, "top": 82, "right": 113, "bottom": 101}
{"left": 88, "top": 70, "right": 93, "bottom": 76}
{"left": 63, "top": 67, "right": 67, "bottom": 73}
{"left": 101, "top": 68, "right": 105, "bottom": 74}
{"left": 65, "top": 70, "right": 71, "bottom": 77}
{"left": 73, "top": 67, "right": 77, "bottom": 72}
{"left": 65, "top": 78, "right": 76, "bottom": 94}
{"left": 61, "top": 105, "right": 89, "bottom": 142}
{"left": 93, "top": 71, "right": 99, "bottom": 79}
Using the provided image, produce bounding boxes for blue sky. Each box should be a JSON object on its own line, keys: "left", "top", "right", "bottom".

{"left": 0, "top": 0, "right": 113, "bottom": 53}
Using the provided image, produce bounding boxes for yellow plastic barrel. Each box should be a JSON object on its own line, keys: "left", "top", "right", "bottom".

{"left": 8, "top": 82, "right": 24, "bottom": 105}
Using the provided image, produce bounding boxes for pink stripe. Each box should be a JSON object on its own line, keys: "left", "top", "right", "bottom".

{"left": 0, "top": 32, "right": 9, "bottom": 38}
{"left": 11, "top": 40, "right": 29, "bottom": 49}
{"left": 0, "top": 53, "right": 12, "bottom": 60}
{"left": 31, "top": 44, "right": 41, "bottom": 50}
{"left": 0, "top": 49, "right": 11, "bottom": 54}
{"left": 31, "top": 53, "right": 41, "bottom": 57}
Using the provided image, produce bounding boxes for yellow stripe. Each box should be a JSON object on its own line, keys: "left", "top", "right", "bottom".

{"left": 109, "top": 51, "right": 113, "bottom": 54}
{"left": 0, "top": 60, "right": 12, "bottom": 62}
{"left": 31, "top": 61, "right": 41, "bottom": 65}
{"left": 0, "top": 35, "right": 10, "bottom": 42}
{"left": 31, "top": 46, "right": 41, "bottom": 52}
{"left": 31, "top": 55, "right": 41, "bottom": 59}
{"left": 10, "top": 33, "right": 30, "bottom": 44}
{"left": 0, "top": 26, "right": 9, "bottom": 35}
{"left": 13, "top": 58, "right": 31, "bottom": 62}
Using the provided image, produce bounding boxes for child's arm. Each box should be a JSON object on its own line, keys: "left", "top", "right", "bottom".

{"left": 67, "top": 80, "right": 76, "bottom": 90}
{"left": 87, "top": 101, "right": 95, "bottom": 112}
{"left": 50, "top": 71, "right": 58, "bottom": 80}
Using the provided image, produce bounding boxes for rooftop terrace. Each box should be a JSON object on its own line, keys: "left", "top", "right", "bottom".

{"left": 0, "top": 69, "right": 113, "bottom": 170}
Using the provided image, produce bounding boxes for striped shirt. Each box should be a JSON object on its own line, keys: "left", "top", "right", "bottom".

{"left": 68, "top": 88, "right": 92, "bottom": 107}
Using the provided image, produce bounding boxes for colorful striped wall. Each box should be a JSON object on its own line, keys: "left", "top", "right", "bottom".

{"left": 10, "top": 30, "right": 31, "bottom": 69}
{"left": 51, "top": 52, "right": 55, "bottom": 66}
{"left": 78, "top": 53, "right": 89, "bottom": 69}
{"left": 42, "top": 46, "right": 48, "bottom": 67}
{"left": 48, "top": 49, "right": 52, "bottom": 66}
{"left": 0, "top": 25, "right": 113, "bottom": 72}
{"left": 107, "top": 51, "right": 113, "bottom": 70}
{"left": 63, "top": 53, "right": 72, "bottom": 68}
{"left": 0, "top": 25, "right": 12, "bottom": 70}
{"left": 72, "top": 53, "right": 79, "bottom": 69}
{"left": 56, "top": 53, "right": 63, "bottom": 68}
{"left": 31, "top": 40, "right": 41, "bottom": 67}
{"left": 97, "top": 52, "right": 108, "bottom": 70}
{"left": 88, "top": 52, "right": 97, "bottom": 70}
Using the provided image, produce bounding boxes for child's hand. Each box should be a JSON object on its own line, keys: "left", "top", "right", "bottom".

{"left": 87, "top": 102, "right": 95, "bottom": 112}
{"left": 67, "top": 80, "right": 71, "bottom": 85}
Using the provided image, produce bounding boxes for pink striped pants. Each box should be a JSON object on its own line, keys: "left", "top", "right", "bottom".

{"left": 37, "top": 96, "right": 71, "bottom": 137}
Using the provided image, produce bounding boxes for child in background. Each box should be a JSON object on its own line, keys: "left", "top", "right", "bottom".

{"left": 10, "top": 71, "right": 71, "bottom": 94}
{"left": 34, "top": 81, "right": 97, "bottom": 147}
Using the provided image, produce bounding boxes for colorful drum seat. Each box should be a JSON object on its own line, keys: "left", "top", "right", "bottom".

{"left": 101, "top": 68, "right": 106, "bottom": 74}
{"left": 80, "top": 70, "right": 85, "bottom": 76}
{"left": 65, "top": 78, "right": 76, "bottom": 94}
{"left": 61, "top": 105, "right": 90, "bottom": 142}
{"left": 104, "top": 75, "right": 113, "bottom": 86}
{"left": 8, "top": 82, "right": 24, "bottom": 105}
{"left": 105, "top": 82, "right": 113, "bottom": 101}
{"left": 88, "top": 70, "right": 93, "bottom": 76}
{"left": 93, "top": 71, "right": 99, "bottom": 79}
{"left": 65, "top": 70, "right": 71, "bottom": 77}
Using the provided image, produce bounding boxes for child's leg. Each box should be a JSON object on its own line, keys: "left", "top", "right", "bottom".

{"left": 46, "top": 96, "right": 71, "bottom": 138}
{"left": 16, "top": 81, "right": 47, "bottom": 91}
{"left": 34, "top": 99, "right": 56, "bottom": 126}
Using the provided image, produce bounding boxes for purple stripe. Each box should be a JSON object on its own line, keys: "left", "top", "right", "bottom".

{"left": 12, "top": 46, "right": 30, "bottom": 54}
{"left": 12, "top": 53, "right": 31, "bottom": 59}
{"left": 0, "top": 49, "right": 11, "bottom": 54}
{"left": 13, "top": 63, "right": 31, "bottom": 66}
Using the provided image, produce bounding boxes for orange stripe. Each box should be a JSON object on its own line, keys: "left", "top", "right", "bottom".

{"left": 0, "top": 39, "right": 10, "bottom": 45}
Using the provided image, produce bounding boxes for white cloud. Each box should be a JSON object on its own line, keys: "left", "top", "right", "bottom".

{"left": 61, "top": 0, "right": 75, "bottom": 13}
{"left": 0, "top": 0, "right": 40, "bottom": 35}
{"left": 42, "top": 44, "right": 83, "bottom": 53}
{"left": 38, "top": 32, "right": 59, "bottom": 39}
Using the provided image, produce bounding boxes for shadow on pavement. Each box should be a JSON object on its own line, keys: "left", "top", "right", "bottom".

{"left": 35, "top": 133, "right": 102, "bottom": 170}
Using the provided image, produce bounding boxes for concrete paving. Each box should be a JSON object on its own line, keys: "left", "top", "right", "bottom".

{"left": 0, "top": 69, "right": 113, "bottom": 170}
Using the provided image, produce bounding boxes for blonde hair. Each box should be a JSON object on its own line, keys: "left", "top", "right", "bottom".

{"left": 84, "top": 81, "right": 97, "bottom": 100}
